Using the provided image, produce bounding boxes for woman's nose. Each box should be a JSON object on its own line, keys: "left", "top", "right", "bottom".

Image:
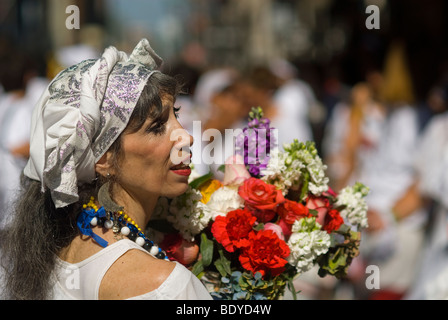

{"left": 170, "top": 128, "right": 193, "bottom": 164}
{"left": 175, "top": 128, "right": 193, "bottom": 148}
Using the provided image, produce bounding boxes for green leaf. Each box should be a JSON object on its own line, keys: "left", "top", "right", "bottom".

{"left": 214, "top": 249, "right": 231, "bottom": 277}
{"left": 191, "top": 260, "right": 204, "bottom": 276}
{"left": 337, "top": 224, "right": 350, "bottom": 234}
{"left": 189, "top": 172, "right": 213, "bottom": 189}
{"left": 329, "top": 233, "right": 337, "bottom": 247}
{"left": 253, "top": 223, "right": 265, "bottom": 231}
{"left": 200, "top": 233, "right": 214, "bottom": 267}
{"left": 214, "top": 260, "right": 227, "bottom": 278}
{"left": 299, "top": 171, "right": 310, "bottom": 200}
{"left": 287, "top": 278, "right": 298, "bottom": 300}
{"left": 217, "top": 164, "right": 225, "bottom": 173}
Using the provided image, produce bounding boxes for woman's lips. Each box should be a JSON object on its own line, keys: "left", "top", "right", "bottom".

{"left": 169, "top": 153, "right": 192, "bottom": 176}
{"left": 170, "top": 167, "right": 192, "bottom": 176}
{"left": 169, "top": 159, "right": 192, "bottom": 176}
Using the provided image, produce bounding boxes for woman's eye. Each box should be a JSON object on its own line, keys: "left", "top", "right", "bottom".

{"left": 174, "top": 106, "right": 181, "bottom": 119}
{"left": 146, "top": 122, "right": 166, "bottom": 135}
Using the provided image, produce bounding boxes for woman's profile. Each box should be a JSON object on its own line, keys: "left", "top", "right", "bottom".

{"left": 0, "top": 39, "right": 212, "bottom": 300}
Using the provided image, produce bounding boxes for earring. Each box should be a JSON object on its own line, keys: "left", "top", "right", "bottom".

{"left": 98, "top": 181, "right": 123, "bottom": 213}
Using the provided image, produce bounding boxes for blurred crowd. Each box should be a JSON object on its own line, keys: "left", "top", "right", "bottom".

{"left": 1, "top": 34, "right": 448, "bottom": 300}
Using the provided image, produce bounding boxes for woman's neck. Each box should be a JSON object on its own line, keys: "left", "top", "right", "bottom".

{"left": 110, "top": 184, "right": 158, "bottom": 228}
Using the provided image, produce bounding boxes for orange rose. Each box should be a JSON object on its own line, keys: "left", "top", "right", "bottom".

{"left": 238, "top": 177, "right": 285, "bottom": 212}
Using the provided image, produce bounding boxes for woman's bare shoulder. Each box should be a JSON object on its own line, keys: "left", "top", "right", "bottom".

{"left": 99, "top": 247, "right": 176, "bottom": 300}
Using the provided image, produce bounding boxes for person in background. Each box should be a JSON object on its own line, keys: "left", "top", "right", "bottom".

{"left": 402, "top": 91, "right": 448, "bottom": 299}
{"left": 0, "top": 46, "right": 41, "bottom": 229}
{"left": 351, "top": 42, "right": 428, "bottom": 299}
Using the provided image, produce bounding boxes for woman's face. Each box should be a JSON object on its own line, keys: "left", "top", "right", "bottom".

{"left": 114, "top": 95, "right": 193, "bottom": 201}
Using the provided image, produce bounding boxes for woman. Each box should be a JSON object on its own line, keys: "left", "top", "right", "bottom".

{"left": 404, "top": 110, "right": 448, "bottom": 299}
{"left": 0, "top": 39, "right": 212, "bottom": 300}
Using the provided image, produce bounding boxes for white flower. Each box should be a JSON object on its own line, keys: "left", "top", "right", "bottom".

{"left": 261, "top": 148, "right": 304, "bottom": 195}
{"left": 335, "top": 183, "right": 369, "bottom": 229}
{"left": 294, "top": 147, "right": 329, "bottom": 197}
{"left": 167, "top": 186, "right": 213, "bottom": 241}
{"left": 261, "top": 141, "right": 329, "bottom": 198}
{"left": 305, "top": 157, "right": 329, "bottom": 196}
{"left": 206, "top": 185, "right": 244, "bottom": 219}
{"left": 287, "top": 217, "right": 331, "bottom": 274}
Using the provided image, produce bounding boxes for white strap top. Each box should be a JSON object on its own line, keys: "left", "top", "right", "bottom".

{"left": 51, "top": 239, "right": 212, "bottom": 300}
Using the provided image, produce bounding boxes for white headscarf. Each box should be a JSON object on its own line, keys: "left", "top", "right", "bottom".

{"left": 24, "top": 39, "right": 163, "bottom": 208}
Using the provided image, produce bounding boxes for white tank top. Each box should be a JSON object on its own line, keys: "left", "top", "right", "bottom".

{"left": 50, "top": 239, "right": 212, "bottom": 300}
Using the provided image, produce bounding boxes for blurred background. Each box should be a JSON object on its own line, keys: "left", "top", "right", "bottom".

{"left": 2, "top": 0, "right": 447, "bottom": 148}
{"left": 1, "top": 0, "right": 448, "bottom": 300}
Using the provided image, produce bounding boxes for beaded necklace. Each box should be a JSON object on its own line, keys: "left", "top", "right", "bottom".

{"left": 78, "top": 196, "right": 168, "bottom": 260}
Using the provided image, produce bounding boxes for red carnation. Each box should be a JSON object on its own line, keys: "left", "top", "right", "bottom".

{"left": 239, "top": 229, "right": 290, "bottom": 278}
{"left": 322, "top": 209, "right": 344, "bottom": 233}
{"left": 211, "top": 208, "right": 257, "bottom": 253}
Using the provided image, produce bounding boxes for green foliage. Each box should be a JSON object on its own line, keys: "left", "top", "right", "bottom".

{"left": 214, "top": 249, "right": 232, "bottom": 278}
{"left": 248, "top": 106, "right": 264, "bottom": 121}
{"left": 317, "top": 227, "right": 361, "bottom": 279}
{"left": 189, "top": 172, "right": 213, "bottom": 189}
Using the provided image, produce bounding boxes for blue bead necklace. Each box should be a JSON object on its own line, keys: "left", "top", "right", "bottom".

{"left": 77, "top": 196, "right": 168, "bottom": 260}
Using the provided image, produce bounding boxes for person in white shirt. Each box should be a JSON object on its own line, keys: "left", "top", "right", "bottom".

{"left": 357, "top": 103, "right": 428, "bottom": 299}
{"left": 404, "top": 111, "right": 448, "bottom": 299}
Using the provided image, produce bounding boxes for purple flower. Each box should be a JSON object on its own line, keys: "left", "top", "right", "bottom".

{"left": 235, "top": 107, "right": 276, "bottom": 178}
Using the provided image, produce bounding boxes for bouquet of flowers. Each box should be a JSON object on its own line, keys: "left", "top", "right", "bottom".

{"left": 148, "top": 107, "right": 369, "bottom": 300}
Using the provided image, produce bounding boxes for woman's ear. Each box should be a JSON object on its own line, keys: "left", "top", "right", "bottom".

{"left": 95, "top": 151, "right": 115, "bottom": 178}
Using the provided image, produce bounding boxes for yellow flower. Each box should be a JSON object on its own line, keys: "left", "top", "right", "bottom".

{"left": 199, "top": 179, "right": 223, "bottom": 204}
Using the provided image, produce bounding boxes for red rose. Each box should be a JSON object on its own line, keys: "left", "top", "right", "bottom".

{"left": 277, "top": 218, "right": 292, "bottom": 238}
{"left": 251, "top": 208, "right": 277, "bottom": 223}
{"left": 211, "top": 208, "right": 257, "bottom": 252}
{"left": 306, "top": 195, "right": 331, "bottom": 226}
{"left": 239, "top": 230, "right": 290, "bottom": 278}
{"left": 238, "top": 177, "right": 285, "bottom": 216}
{"left": 322, "top": 209, "right": 344, "bottom": 233}
{"left": 278, "top": 199, "right": 312, "bottom": 225}
{"left": 278, "top": 199, "right": 312, "bottom": 236}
